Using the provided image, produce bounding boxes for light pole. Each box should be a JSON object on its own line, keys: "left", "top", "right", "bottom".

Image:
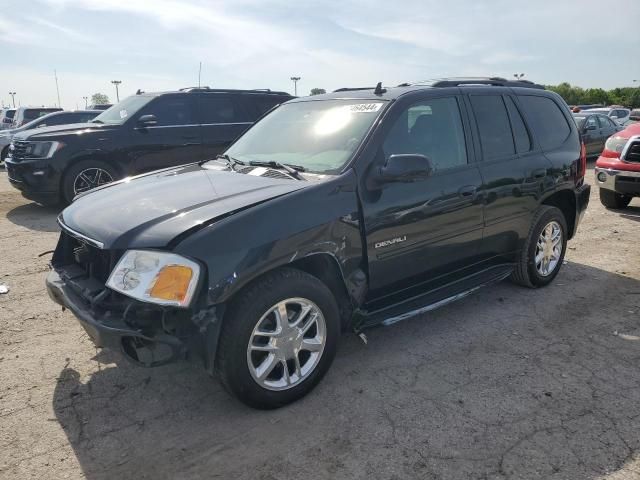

{"left": 83, "top": 96, "right": 88, "bottom": 108}
{"left": 290, "top": 76, "right": 301, "bottom": 96}
{"left": 8, "top": 92, "right": 16, "bottom": 107}
{"left": 111, "top": 80, "right": 122, "bottom": 102}
{"left": 513, "top": 73, "right": 525, "bottom": 80}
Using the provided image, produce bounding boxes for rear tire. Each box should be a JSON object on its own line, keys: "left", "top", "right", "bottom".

{"left": 215, "top": 268, "right": 340, "bottom": 409}
{"left": 599, "top": 188, "right": 631, "bottom": 209}
{"left": 511, "top": 206, "right": 567, "bottom": 288}
{"left": 62, "top": 160, "right": 118, "bottom": 204}
{"left": 0, "top": 146, "right": 8, "bottom": 167}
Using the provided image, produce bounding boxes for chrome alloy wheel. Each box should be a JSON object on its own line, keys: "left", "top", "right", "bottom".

{"left": 247, "top": 298, "right": 326, "bottom": 391}
{"left": 73, "top": 168, "right": 114, "bottom": 195}
{"left": 535, "top": 220, "right": 563, "bottom": 276}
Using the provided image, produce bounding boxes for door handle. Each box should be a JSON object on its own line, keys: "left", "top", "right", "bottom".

{"left": 458, "top": 185, "right": 477, "bottom": 197}
{"left": 531, "top": 168, "right": 547, "bottom": 179}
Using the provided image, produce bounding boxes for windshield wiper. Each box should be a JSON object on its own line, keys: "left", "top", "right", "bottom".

{"left": 199, "top": 153, "right": 246, "bottom": 168}
{"left": 248, "top": 161, "right": 306, "bottom": 180}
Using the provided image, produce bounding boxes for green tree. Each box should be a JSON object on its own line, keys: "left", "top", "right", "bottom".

{"left": 90, "top": 93, "right": 110, "bottom": 105}
{"left": 310, "top": 88, "right": 326, "bottom": 96}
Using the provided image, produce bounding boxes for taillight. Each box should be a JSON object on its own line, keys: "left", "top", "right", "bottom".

{"left": 578, "top": 141, "right": 586, "bottom": 179}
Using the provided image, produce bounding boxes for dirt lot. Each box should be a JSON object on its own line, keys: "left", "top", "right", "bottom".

{"left": 0, "top": 166, "right": 639, "bottom": 480}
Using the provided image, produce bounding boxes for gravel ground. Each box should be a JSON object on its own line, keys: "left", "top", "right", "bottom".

{"left": 0, "top": 166, "right": 639, "bottom": 480}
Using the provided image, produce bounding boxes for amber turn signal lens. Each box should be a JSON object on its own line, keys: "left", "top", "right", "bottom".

{"left": 149, "top": 265, "right": 193, "bottom": 302}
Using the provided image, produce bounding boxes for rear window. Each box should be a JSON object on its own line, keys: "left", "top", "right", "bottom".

{"left": 519, "top": 95, "right": 572, "bottom": 150}
{"left": 470, "top": 95, "right": 515, "bottom": 160}
{"left": 24, "top": 108, "right": 61, "bottom": 121}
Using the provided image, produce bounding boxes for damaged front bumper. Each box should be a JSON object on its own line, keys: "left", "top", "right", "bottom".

{"left": 46, "top": 267, "right": 216, "bottom": 368}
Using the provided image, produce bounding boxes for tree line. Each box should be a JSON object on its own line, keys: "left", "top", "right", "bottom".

{"left": 546, "top": 83, "right": 640, "bottom": 108}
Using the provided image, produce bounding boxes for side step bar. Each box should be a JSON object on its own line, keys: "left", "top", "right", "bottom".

{"left": 358, "top": 264, "right": 514, "bottom": 329}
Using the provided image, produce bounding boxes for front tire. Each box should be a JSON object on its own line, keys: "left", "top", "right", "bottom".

{"left": 61, "top": 160, "right": 118, "bottom": 204}
{"left": 599, "top": 188, "right": 631, "bottom": 209}
{"left": 511, "top": 206, "right": 567, "bottom": 288}
{"left": 216, "top": 268, "right": 340, "bottom": 409}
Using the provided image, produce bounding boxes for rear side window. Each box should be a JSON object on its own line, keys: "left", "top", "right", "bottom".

{"left": 470, "top": 95, "right": 515, "bottom": 160}
{"left": 199, "top": 95, "right": 250, "bottom": 124}
{"left": 505, "top": 96, "right": 531, "bottom": 153}
{"left": 519, "top": 95, "right": 571, "bottom": 150}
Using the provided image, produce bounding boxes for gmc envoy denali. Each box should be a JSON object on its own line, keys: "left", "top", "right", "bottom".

{"left": 46, "top": 78, "right": 591, "bottom": 408}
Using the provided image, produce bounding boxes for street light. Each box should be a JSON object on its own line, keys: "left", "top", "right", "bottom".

{"left": 513, "top": 73, "right": 525, "bottom": 80}
{"left": 8, "top": 92, "right": 16, "bottom": 107}
{"left": 111, "top": 80, "right": 122, "bottom": 102}
{"left": 82, "top": 96, "right": 88, "bottom": 108}
{"left": 290, "top": 76, "right": 301, "bottom": 96}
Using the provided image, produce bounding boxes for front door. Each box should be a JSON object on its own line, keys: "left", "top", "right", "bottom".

{"left": 359, "top": 95, "right": 485, "bottom": 300}
{"left": 129, "top": 94, "right": 202, "bottom": 173}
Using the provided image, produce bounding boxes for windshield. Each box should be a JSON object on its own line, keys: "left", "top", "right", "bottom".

{"left": 91, "top": 95, "right": 155, "bottom": 125}
{"left": 225, "top": 99, "right": 387, "bottom": 174}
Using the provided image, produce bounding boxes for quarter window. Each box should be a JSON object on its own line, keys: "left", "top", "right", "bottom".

{"left": 518, "top": 95, "right": 571, "bottom": 150}
{"left": 383, "top": 97, "right": 468, "bottom": 171}
{"left": 470, "top": 95, "right": 515, "bottom": 160}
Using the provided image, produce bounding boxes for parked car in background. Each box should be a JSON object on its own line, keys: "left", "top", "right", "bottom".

{"left": 573, "top": 111, "right": 623, "bottom": 157}
{"left": 12, "top": 106, "right": 63, "bottom": 128}
{"left": 626, "top": 109, "right": 640, "bottom": 125}
{"left": 594, "top": 122, "right": 640, "bottom": 209}
{"left": 87, "top": 104, "right": 113, "bottom": 110}
{"left": 584, "top": 107, "right": 631, "bottom": 125}
{"left": 5, "top": 87, "right": 293, "bottom": 205}
{"left": 45, "top": 78, "right": 590, "bottom": 408}
{"left": 0, "top": 110, "right": 100, "bottom": 164}
{"left": 0, "top": 108, "right": 16, "bottom": 130}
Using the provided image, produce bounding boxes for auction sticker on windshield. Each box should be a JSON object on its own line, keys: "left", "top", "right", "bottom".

{"left": 348, "top": 103, "right": 383, "bottom": 113}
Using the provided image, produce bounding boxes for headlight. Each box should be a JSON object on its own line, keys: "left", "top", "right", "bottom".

{"left": 26, "top": 141, "right": 64, "bottom": 158}
{"left": 106, "top": 250, "right": 201, "bottom": 308}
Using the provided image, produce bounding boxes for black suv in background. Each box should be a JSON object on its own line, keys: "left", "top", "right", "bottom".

{"left": 46, "top": 78, "right": 590, "bottom": 408}
{"left": 5, "top": 88, "right": 292, "bottom": 204}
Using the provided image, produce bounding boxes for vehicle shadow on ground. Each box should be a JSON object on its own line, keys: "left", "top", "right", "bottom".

{"left": 618, "top": 204, "right": 640, "bottom": 222}
{"left": 5, "top": 202, "right": 60, "bottom": 232}
{"left": 53, "top": 262, "right": 640, "bottom": 480}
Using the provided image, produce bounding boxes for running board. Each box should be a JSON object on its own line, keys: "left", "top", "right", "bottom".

{"left": 357, "top": 264, "right": 514, "bottom": 329}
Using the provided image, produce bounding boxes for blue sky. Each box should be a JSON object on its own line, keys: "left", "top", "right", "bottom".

{"left": 1, "top": 0, "right": 639, "bottom": 109}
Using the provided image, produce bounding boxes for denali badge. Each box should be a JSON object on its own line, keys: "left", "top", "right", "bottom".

{"left": 375, "top": 236, "right": 407, "bottom": 249}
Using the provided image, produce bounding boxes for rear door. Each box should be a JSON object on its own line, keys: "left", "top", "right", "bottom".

{"left": 467, "top": 91, "right": 552, "bottom": 265}
{"left": 197, "top": 93, "right": 253, "bottom": 161}
{"left": 129, "top": 94, "right": 202, "bottom": 172}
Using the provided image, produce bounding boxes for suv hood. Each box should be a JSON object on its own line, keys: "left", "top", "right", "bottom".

{"left": 13, "top": 122, "right": 115, "bottom": 141}
{"left": 59, "top": 163, "right": 308, "bottom": 249}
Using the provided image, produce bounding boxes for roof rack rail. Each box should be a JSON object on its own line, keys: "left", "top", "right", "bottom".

{"left": 178, "top": 87, "right": 291, "bottom": 95}
{"left": 428, "top": 77, "right": 544, "bottom": 90}
{"left": 333, "top": 87, "right": 376, "bottom": 92}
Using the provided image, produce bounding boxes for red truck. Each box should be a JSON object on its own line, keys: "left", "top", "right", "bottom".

{"left": 594, "top": 123, "right": 640, "bottom": 209}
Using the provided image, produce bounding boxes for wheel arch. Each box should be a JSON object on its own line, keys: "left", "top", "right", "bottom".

{"left": 541, "top": 188, "right": 576, "bottom": 239}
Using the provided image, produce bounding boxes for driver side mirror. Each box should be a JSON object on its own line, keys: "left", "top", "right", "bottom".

{"left": 137, "top": 114, "right": 157, "bottom": 128}
{"left": 377, "top": 154, "right": 434, "bottom": 183}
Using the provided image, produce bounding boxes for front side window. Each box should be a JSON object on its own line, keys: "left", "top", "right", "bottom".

{"left": 138, "top": 96, "right": 195, "bottom": 127}
{"left": 585, "top": 116, "right": 598, "bottom": 129}
{"left": 470, "top": 95, "right": 515, "bottom": 160}
{"left": 226, "top": 99, "right": 386, "bottom": 174}
{"left": 597, "top": 115, "right": 612, "bottom": 129}
{"left": 383, "top": 97, "right": 468, "bottom": 171}
{"left": 92, "top": 95, "right": 155, "bottom": 125}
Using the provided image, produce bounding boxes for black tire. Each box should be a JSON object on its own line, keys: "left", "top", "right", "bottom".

{"left": 215, "top": 267, "right": 340, "bottom": 409}
{"left": 0, "top": 146, "right": 8, "bottom": 164}
{"left": 599, "top": 188, "right": 631, "bottom": 210}
{"left": 61, "top": 160, "right": 118, "bottom": 204}
{"left": 511, "top": 206, "right": 568, "bottom": 288}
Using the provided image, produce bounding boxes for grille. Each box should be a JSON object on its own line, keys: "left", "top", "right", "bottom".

{"left": 60, "top": 231, "right": 115, "bottom": 283}
{"left": 617, "top": 176, "right": 640, "bottom": 184}
{"left": 623, "top": 141, "right": 640, "bottom": 163}
{"left": 8, "top": 141, "right": 29, "bottom": 162}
